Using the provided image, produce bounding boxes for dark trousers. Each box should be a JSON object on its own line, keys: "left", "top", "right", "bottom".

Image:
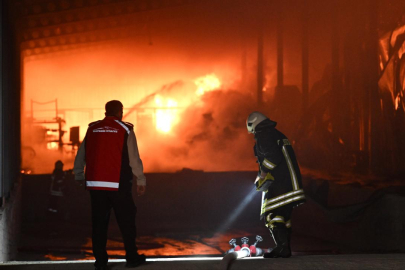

{"left": 90, "top": 190, "right": 138, "bottom": 267}
{"left": 265, "top": 204, "right": 293, "bottom": 229}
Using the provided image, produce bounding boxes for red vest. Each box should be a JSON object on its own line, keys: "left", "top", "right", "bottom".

{"left": 85, "top": 116, "right": 133, "bottom": 191}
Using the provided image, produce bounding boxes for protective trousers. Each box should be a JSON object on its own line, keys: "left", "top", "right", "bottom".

{"left": 265, "top": 204, "right": 292, "bottom": 230}
{"left": 264, "top": 205, "right": 293, "bottom": 258}
{"left": 90, "top": 190, "right": 138, "bottom": 267}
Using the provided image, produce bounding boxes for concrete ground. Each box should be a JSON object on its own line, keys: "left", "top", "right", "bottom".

{"left": 1, "top": 254, "right": 405, "bottom": 270}
{"left": 11, "top": 172, "right": 405, "bottom": 269}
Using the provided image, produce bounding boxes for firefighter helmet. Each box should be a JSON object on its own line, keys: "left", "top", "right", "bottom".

{"left": 246, "top": 111, "right": 268, "bottom": 133}
{"left": 55, "top": 160, "right": 64, "bottom": 170}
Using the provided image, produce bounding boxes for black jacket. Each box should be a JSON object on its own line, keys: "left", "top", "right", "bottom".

{"left": 254, "top": 119, "right": 306, "bottom": 217}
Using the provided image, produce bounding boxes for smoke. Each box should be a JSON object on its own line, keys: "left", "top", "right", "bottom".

{"left": 138, "top": 87, "right": 258, "bottom": 172}
{"left": 21, "top": 39, "right": 261, "bottom": 174}
{"left": 21, "top": 0, "right": 328, "bottom": 174}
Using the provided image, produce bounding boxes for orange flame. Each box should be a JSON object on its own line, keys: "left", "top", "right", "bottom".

{"left": 194, "top": 74, "right": 221, "bottom": 96}
{"left": 153, "top": 74, "right": 221, "bottom": 134}
{"left": 46, "top": 142, "right": 59, "bottom": 150}
{"left": 155, "top": 95, "right": 178, "bottom": 133}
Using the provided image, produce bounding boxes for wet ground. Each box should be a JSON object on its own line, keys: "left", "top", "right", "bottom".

{"left": 3, "top": 254, "right": 405, "bottom": 270}
{"left": 17, "top": 222, "right": 347, "bottom": 262}
{"left": 9, "top": 171, "right": 405, "bottom": 268}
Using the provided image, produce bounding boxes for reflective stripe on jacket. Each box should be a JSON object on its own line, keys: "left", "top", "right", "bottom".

{"left": 254, "top": 120, "right": 306, "bottom": 218}
{"left": 73, "top": 116, "right": 146, "bottom": 191}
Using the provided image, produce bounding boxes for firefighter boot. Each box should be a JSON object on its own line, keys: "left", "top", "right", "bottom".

{"left": 263, "top": 225, "right": 291, "bottom": 258}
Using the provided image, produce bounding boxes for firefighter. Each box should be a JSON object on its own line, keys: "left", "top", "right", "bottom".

{"left": 48, "top": 160, "right": 65, "bottom": 214}
{"left": 247, "top": 111, "right": 306, "bottom": 258}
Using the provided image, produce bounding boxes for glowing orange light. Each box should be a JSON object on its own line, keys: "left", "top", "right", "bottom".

{"left": 155, "top": 95, "right": 178, "bottom": 133}
{"left": 47, "top": 142, "right": 59, "bottom": 150}
{"left": 194, "top": 74, "right": 221, "bottom": 96}
{"left": 44, "top": 254, "right": 67, "bottom": 260}
{"left": 395, "top": 95, "right": 400, "bottom": 110}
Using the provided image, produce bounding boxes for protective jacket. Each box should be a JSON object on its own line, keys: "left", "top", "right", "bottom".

{"left": 49, "top": 168, "right": 65, "bottom": 197}
{"left": 73, "top": 116, "right": 146, "bottom": 191}
{"left": 254, "top": 119, "right": 305, "bottom": 219}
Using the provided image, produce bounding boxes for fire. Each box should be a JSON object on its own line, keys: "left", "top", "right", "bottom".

{"left": 154, "top": 74, "right": 221, "bottom": 133}
{"left": 155, "top": 95, "right": 178, "bottom": 133}
{"left": 194, "top": 74, "right": 221, "bottom": 96}
{"left": 47, "top": 142, "right": 59, "bottom": 150}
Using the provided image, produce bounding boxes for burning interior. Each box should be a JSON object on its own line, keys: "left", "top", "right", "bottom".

{"left": 1, "top": 0, "right": 404, "bottom": 262}
{"left": 21, "top": 43, "right": 259, "bottom": 173}
{"left": 16, "top": 0, "right": 405, "bottom": 176}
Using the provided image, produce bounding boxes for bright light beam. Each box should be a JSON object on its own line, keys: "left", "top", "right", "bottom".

{"left": 216, "top": 186, "right": 258, "bottom": 234}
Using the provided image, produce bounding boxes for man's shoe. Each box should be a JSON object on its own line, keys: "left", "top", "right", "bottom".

{"left": 126, "top": 254, "right": 146, "bottom": 268}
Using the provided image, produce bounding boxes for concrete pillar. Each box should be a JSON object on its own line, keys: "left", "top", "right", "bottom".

{"left": 302, "top": 0, "right": 309, "bottom": 113}
{"left": 257, "top": 26, "right": 264, "bottom": 106}
{"left": 276, "top": 3, "right": 284, "bottom": 89}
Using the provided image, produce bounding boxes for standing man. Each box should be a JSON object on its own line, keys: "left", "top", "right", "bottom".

{"left": 74, "top": 100, "right": 146, "bottom": 270}
{"left": 246, "top": 111, "right": 305, "bottom": 258}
